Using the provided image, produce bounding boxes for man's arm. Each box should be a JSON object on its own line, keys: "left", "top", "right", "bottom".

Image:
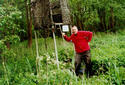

{"left": 81, "top": 31, "right": 93, "bottom": 42}
{"left": 62, "top": 33, "right": 72, "bottom": 42}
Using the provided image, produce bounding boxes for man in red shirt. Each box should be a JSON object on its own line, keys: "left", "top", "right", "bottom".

{"left": 62, "top": 26, "right": 93, "bottom": 77}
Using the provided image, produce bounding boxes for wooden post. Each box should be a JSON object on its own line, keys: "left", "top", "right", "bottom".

{"left": 34, "top": 31, "right": 40, "bottom": 75}
{"left": 59, "top": 24, "right": 65, "bottom": 45}
{"left": 49, "top": 0, "right": 59, "bottom": 69}
{"left": 52, "top": 27, "right": 59, "bottom": 69}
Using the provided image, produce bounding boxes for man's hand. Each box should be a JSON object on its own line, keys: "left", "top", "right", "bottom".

{"left": 62, "top": 33, "right": 65, "bottom": 36}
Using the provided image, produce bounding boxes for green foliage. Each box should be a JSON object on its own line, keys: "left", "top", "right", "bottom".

{"left": 69, "top": 0, "right": 125, "bottom": 31}
{"left": 51, "top": 0, "right": 58, "bottom": 2}
{"left": 0, "top": 5, "right": 21, "bottom": 43}
{"left": 0, "top": 5, "right": 22, "bottom": 85}
{"left": 69, "top": 0, "right": 99, "bottom": 27}
{"left": 0, "top": 30, "right": 125, "bottom": 85}
{"left": 0, "top": 0, "right": 125, "bottom": 85}
{"left": 0, "top": 40, "right": 6, "bottom": 51}
{"left": 0, "top": 0, "right": 27, "bottom": 41}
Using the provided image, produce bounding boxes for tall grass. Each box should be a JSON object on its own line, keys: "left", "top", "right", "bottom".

{"left": 0, "top": 30, "right": 125, "bottom": 85}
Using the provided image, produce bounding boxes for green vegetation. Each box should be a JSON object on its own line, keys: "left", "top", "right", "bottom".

{"left": 0, "top": 30, "right": 125, "bottom": 85}
{"left": 0, "top": 0, "right": 125, "bottom": 85}
{"left": 69, "top": 0, "right": 125, "bottom": 31}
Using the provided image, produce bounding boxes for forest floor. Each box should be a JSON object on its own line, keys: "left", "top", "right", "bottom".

{"left": 0, "top": 30, "right": 125, "bottom": 85}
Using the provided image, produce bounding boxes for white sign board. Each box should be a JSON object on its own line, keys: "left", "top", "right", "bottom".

{"left": 62, "top": 25, "right": 69, "bottom": 32}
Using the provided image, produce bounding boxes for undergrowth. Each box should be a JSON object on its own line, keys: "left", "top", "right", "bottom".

{"left": 0, "top": 30, "right": 125, "bottom": 85}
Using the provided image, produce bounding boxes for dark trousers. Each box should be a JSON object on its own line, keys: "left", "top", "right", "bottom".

{"left": 75, "top": 50, "right": 91, "bottom": 77}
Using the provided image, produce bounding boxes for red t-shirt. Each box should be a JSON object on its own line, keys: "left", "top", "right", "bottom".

{"left": 64, "top": 31, "right": 93, "bottom": 53}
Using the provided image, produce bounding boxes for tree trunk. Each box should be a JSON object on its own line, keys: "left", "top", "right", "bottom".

{"left": 6, "top": 41, "right": 10, "bottom": 50}
{"left": 78, "top": 18, "right": 83, "bottom": 30}
{"left": 29, "top": 0, "right": 32, "bottom": 48}
{"left": 98, "top": 8, "right": 106, "bottom": 31}
{"left": 109, "top": 7, "right": 114, "bottom": 31}
{"left": 25, "top": 0, "right": 32, "bottom": 48}
{"left": 60, "top": 0, "right": 71, "bottom": 25}
{"left": 31, "top": 0, "right": 51, "bottom": 30}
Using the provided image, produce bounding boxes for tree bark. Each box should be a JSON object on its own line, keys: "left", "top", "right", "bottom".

{"left": 109, "top": 7, "right": 114, "bottom": 31}
{"left": 31, "top": 0, "right": 51, "bottom": 30}
{"left": 25, "top": 0, "right": 32, "bottom": 48}
{"left": 98, "top": 8, "right": 106, "bottom": 31}
{"left": 6, "top": 41, "right": 10, "bottom": 50}
{"left": 60, "top": 0, "right": 71, "bottom": 25}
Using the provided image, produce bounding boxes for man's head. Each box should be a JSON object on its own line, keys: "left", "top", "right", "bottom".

{"left": 71, "top": 26, "right": 78, "bottom": 34}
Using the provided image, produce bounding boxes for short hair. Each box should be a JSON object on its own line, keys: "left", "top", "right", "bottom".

{"left": 72, "top": 25, "right": 78, "bottom": 29}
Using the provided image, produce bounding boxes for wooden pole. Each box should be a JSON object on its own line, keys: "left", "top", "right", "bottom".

{"left": 52, "top": 28, "right": 59, "bottom": 69}
{"left": 59, "top": 25, "right": 64, "bottom": 40}
{"left": 59, "top": 25, "right": 66, "bottom": 47}
{"left": 34, "top": 31, "right": 40, "bottom": 75}
{"left": 49, "top": 0, "right": 59, "bottom": 69}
